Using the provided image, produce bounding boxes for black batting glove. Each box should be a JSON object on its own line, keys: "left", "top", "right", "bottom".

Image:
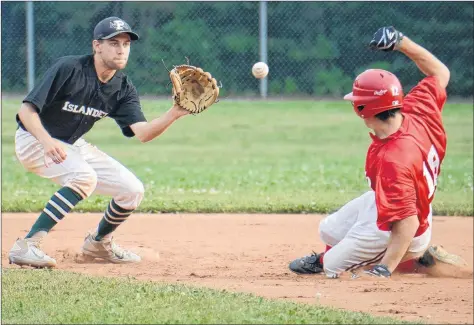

{"left": 369, "top": 26, "right": 404, "bottom": 52}
{"left": 364, "top": 264, "right": 392, "bottom": 278}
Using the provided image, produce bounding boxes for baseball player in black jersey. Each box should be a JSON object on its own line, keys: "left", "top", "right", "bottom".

{"left": 9, "top": 17, "right": 190, "bottom": 267}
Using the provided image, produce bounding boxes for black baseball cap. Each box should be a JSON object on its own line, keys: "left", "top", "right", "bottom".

{"left": 93, "top": 17, "right": 139, "bottom": 41}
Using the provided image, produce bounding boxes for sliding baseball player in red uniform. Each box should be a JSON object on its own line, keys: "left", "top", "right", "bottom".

{"left": 289, "top": 26, "right": 466, "bottom": 278}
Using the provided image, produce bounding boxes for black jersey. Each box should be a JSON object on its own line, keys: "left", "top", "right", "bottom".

{"left": 18, "top": 55, "right": 147, "bottom": 144}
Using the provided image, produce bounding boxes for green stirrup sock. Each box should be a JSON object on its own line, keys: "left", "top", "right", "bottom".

{"left": 95, "top": 199, "right": 133, "bottom": 241}
{"left": 25, "top": 187, "right": 83, "bottom": 239}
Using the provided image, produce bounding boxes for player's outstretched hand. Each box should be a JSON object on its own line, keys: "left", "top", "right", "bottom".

{"left": 369, "top": 26, "right": 404, "bottom": 52}
{"left": 169, "top": 103, "right": 191, "bottom": 119}
{"left": 41, "top": 138, "right": 67, "bottom": 167}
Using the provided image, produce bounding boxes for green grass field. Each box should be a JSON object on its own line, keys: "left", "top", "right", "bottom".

{"left": 2, "top": 98, "right": 468, "bottom": 324}
{"left": 1, "top": 269, "right": 414, "bottom": 324}
{"left": 2, "top": 98, "right": 473, "bottom": 215}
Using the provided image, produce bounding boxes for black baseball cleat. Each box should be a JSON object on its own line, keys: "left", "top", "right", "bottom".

{"left": 418, "top": 245, "right": 467, "bottom": 268}
{"left": 289, "top": 251, "right": 324, "bottom": 274}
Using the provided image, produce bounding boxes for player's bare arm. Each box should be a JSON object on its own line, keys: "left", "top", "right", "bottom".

{"left": 397, "top": 38, "right": 450, "bottom": 89}
{"left": 17, "top": 102, "right": 67, "bottom": 165}
{"left": 130, "top": 104, "right": 189, "bottom": 143}
{"left": 379, "top": 215, "right": 419, "bottom": 272}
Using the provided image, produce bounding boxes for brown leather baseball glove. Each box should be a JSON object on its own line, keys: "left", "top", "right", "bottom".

{"left": 169, "top": 64, "right": 220, "bottom": 114}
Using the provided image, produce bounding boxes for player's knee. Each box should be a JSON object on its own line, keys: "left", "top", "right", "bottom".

{"left": 319, "top": 219, "right": 327, "bottom": 238}
{"left": 318, "top": 214, "right": 343, "bottom": 248}
{"left": 319, "top": 218, "right": 333, "bottom": 245}
{"left": 126, "top": 178, "right": 145, "bottom": 209}
{"left": 67, "top": 169, "right": 98, "bottom": 198}
{"left": 130, "top": 178, "right": 145, "bottom": 196}
{"left": 320, "top": 250, "right": 341, "bottom": 279}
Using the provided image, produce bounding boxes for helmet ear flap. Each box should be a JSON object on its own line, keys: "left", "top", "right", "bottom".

{"left": 357, "top": 105, "right": 365, "bottom": 112}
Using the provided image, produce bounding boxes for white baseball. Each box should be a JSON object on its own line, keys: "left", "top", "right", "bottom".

{"left": 252, "top": 62, "right": 269, "bottom": 79}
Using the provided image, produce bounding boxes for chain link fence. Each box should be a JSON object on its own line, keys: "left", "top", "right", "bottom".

{"left": 2, "top": 2, "right": 473, "bottom": 98}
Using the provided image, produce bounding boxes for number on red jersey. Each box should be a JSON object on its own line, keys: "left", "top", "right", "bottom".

{"left": 423, "top": 145, "right": 440, "bottom": 199}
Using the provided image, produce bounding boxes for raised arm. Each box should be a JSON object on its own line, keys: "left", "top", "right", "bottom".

{"left": 369, "top": 26, "right": 450, "bottom": 88}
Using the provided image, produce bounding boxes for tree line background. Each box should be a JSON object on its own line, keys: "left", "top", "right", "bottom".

{"left": 2, "top": 1, "right": 473, "bottom": 98}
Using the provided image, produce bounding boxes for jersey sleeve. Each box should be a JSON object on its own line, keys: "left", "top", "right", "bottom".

{"left": 374, "top": 161, "right": 418, "bottom": 231}
{"left": 110, "top": 85, "right": 147, "bottom": 137}
{"left": 23, "top": 57, "right": 75, "bottom": 112}
{"left": 402, "top": 76, "right": 447, "bottom": 115}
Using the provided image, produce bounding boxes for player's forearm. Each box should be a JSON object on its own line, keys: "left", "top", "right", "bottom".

{"left": 397, "top": 37, "right": 450, "bottom": 88}
{"left": 380, "top": 215, "right": 419, "bottom": 272}
{"left": 131, "top": 110, "right": 182, "bottom": 143}
{"left": 18, "top": 103, "right": 55, "bottom": 144}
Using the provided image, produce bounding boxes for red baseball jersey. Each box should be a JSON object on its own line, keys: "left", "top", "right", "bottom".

{"left": 365, "top": 76, "right": 447, "bottom": 237}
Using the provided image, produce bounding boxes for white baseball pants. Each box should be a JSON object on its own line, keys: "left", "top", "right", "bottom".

{"left": 15, "top": 128, "right": 144, "bottom": 210}
{"left": 319, "top": 190, "right": 432, "bottom": 278}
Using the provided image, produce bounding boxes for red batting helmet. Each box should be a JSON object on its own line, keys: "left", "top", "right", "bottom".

{"left": 343, "top": 69, "right": 403, "bottom": 118}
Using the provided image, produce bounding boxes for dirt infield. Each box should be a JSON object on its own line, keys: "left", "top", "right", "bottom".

{"left": 2, "top": 213, "right": 473, "bottom": 324}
